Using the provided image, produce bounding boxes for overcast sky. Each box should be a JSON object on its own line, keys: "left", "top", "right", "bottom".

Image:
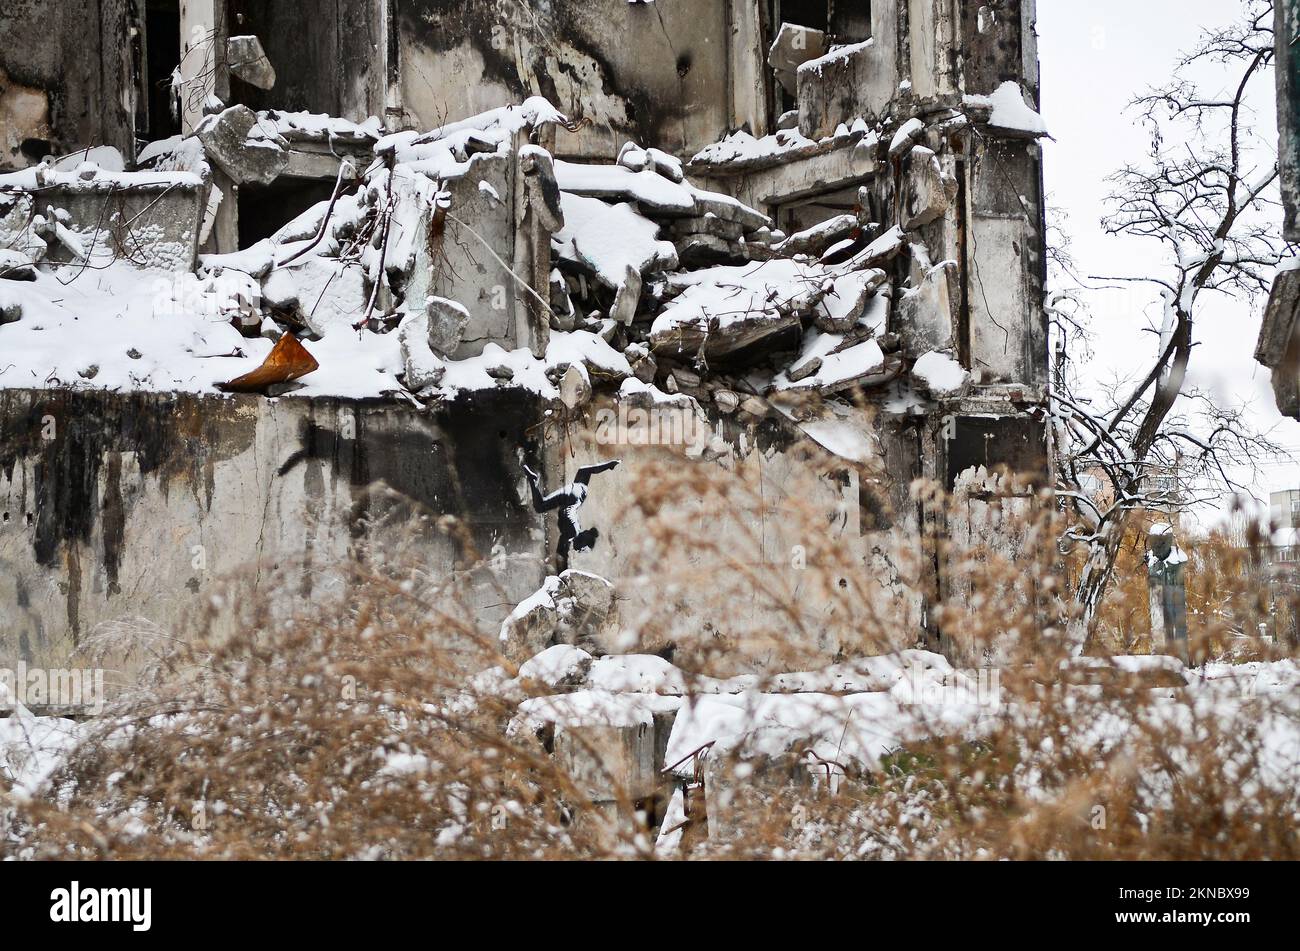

{"left": 1037, "top": 0, "right": 1300, "bottom": 522}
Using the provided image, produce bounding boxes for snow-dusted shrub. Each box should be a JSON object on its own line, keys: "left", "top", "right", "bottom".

{"left": 3, "top": 447, "right": 1297, "bottom": 860}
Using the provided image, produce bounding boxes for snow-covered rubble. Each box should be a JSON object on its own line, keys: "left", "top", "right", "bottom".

{"left": 962, "top": 81, "right": 1050, "bottom": 138}
{"left": 0, "top": 683, "right": 82, "bottom": 799}
{"left": 1, "top": 92, "right": 989, "bottom": 421}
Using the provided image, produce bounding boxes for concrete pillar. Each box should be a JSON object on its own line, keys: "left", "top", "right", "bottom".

{"left": 178, "top": 0, "right": 229, "bottom": 135}
{"left": 728, "top": 0, "right": 771, "bottom": 137}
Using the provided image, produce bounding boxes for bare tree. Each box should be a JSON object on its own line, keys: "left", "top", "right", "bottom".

{"left": 1052, "top": 0, "right": 1292, "bottom": 647}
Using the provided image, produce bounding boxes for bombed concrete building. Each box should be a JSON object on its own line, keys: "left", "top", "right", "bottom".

{"left": 1260, "top": 0, "right": 1300, "bottom": 418}
{"left": 1, "top": 0, "right": 1051, "bottom": 675}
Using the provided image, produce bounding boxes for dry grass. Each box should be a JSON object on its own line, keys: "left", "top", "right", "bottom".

{"left": 4, "top": 448, "right": 1297, "bottom": 860}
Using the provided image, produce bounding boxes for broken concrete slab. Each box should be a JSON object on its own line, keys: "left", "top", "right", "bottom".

{"left": 713, "top": 388, "right": 740, "bottom": 413}
{"left": 674, "top": 234, "right": 750, "bottom": 269}
{"left": 399, "top": 311, "right": 446, "bottom": 392}
{"left": 553, "top": 193, "right": 678, "bottom": 289}
{"left": 553, "top": 569, "right": 620, "bottom": 655}
{"left": 287, "top": 257, "right": 368, "bottom": 337}
{"left": 555, "top": 160, "right": 696, "bottom": 214}
{"left": 775, "top": 213, "right": 860, "bottom": 257}
{"left": 797, "top": 19, "right": 899, "bottom": 140}
{"left": 650, "top": 308, "right": 801, "bottom": 363}
{"left": 617, "top": 142, "right": 684, "bottom": 183}
{"left": 786, "top": 356, "right": 822, "bottom": 383}
{"left": 610, "top": 266, "right": 643, "bottom": 326}
{"left": 897, "top": 262, "right": 958, "bottom": 358}
{"left": 499, "top": 570, "right": 621, "bottom": 663}
{"left": 665, "top": 215, "right": 748, "bottom": 242}
{"left": 686, "top": 188, "right": 771, "bottom": 232}
{"left": 500, "top": 577, "right": 563, "bottom": 663}
{"left": 227, "top": 35, "right": 277, "bottom": 90}
{"left": 517, "top": 644, "right": 593, "bottom": 690}
{"left": 0, "top": 249, "right": 36, "bottom": 281}
{"left": 426, "top": 295, "right": 471, "bottom": 356}
{"left": 772, "top": 327, "right": 891, "bottom": 395}
{"left": 902, "top": 145, "right": 958, "bottom": 231}
{"left": 195, "top": 104, "right": 290, "bottom": 186}
{"left": 1, "top": 173, "right": 204, "bottom": 272}
{"left": 260, "top": 267, "right": 299, "bottom": 311}
{"left": 812, "top": 269, "right": 887, "bottom": 333}
{"left": 768, "top": 22, "right": 828, "bottom": 97}
{"left": 552, "top": 715, "right": 666, "bottom": 803}
{"left": 649, "top": 259, "right": 822, "bottom": 362}
{"left": 559, "top": 361, "right": 592, "bottom": 409}
{"left": 911, "top": 349, "right": 970, "bottom": 398}
{"left": 1053, "top": 656, "right": 1189, "bottom": 689}
{"left": 624, "top": 343, "right": 657, "bottom": 383}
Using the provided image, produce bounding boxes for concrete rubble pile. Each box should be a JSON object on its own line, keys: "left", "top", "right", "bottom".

{"left": 0, "top": 81, "right": 992, "bottom": 416}
{"left": 485, "top": 569, "right": 1204, "bottom": 850}
{"left": 0, "top": 0, "right": 1057, "bottom": 684}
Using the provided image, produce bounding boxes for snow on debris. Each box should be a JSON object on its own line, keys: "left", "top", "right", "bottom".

{"left": 797, "top": 38, "right": 875, "bottom": 77}
{"left": 0, "top": 162, "right": 203, "bottom": 192}
{"left": 517, "top": 645, "right": 594, "bottom": 688}
{"left": 772, "top": 328, "right": 886, "bottom": 392}
{"left": 552, "top": 193, "right": 678, "bottom": 288}
{"left": 911, "top": 349, "right": 969, "bottom": 396}
{"left": 662, "top": 687, "right": 990, "bottom": 777}
{"left": 254, "top": 110, "right": 382, "bottom": 143}
{"left": 650, "top": 259, "right": 824, "bottom": 337}
{"left": 511, "top": 690, "right": 682, "bottom": 732}
{"left": 1, "top": 93, "right": 939, "bottom": 408}
{"left": 689, "top": 117, "right": 877, "bottom": 173}
{"left": 0, "top": 266, "right": 403, "bottom": 398}
{"left": 554, "top": 160, "right": 698, "bottom": 213}
{"left": 0, "top": 683, "right": 84, "bottom": 798}
{"left": 964, "top": 81, "right": 1049, "bottom": 136}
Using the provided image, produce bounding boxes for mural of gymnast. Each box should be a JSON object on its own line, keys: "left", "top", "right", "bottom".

{"left": 522, "top": 458, "right": 621, "bottom": 570}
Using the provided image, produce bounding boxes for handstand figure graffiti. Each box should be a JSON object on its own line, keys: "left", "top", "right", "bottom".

{"left": 522, "top": 459, "right": 620, "bottom": 569}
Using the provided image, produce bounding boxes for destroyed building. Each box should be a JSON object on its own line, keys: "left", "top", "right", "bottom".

{"left": 1260, "top": 0, "right": 1300, "bottom": 417}
{"left": 0, "top": 0, "right": 1051, "bottom": 674}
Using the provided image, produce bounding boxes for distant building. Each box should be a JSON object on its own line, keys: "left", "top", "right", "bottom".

{"left": 1263, "top": 490, "right": 1300, "bottom": 644}
{"left": 1269, "top": 489, "right": 1300, "bottom": 563}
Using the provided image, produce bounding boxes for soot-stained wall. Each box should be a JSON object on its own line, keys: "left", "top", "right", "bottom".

{"left": 395, "top": 0, "right": 732, "bottom": 159}
{"left": 562, "top": 396, "right": 928, "bottom": 675}
{"left": 226, "top": 0, "right": 386, "bottom": 122}
{"left": 0, "top": 0, "right": 137, "bottom": 170}
{"left": 0, "top": 389, "right": 547, "bottom": 672}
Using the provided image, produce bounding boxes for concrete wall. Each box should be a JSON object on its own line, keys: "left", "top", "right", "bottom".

{"left": 0, "top": 389, "right": 548, "bottom": 672}
{"left": 394, "top": 0, "right": 732, "bottom": 160}
{"left": 0, "top": 386, "right": 938, "bottom": 677}
{"left": 562, "top": 397, "right": 928, "bottom": 673}
{"left": 797, "top": 0, "right": 901, "bottom": 139}
{"left": 0, "top": 0, "right": 137, "bottom": 170}
{"left": 226, "top": 0, "right": 387, "bottom": 123}
{"left": 1278, "top": 0, "right": 1300, "bottom": 243}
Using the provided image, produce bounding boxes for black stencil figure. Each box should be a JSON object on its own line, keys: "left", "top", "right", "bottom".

{"left": 523, "top": 459, "right": 620, "bottom": 570}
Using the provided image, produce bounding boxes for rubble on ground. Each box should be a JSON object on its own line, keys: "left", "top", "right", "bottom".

{"left": 487, "top": 617, "right": 1283, "bottom": 850}
{"left": 0, "top": 51, "right": 1043, "bottom": 430}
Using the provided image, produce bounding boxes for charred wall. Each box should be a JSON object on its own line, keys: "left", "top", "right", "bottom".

{"left": 226, "top": 0, "right": 385, "bottom": 121}
{"left": 395, "top": 0, "right": 731, "bottom": 159}
{"left": 0, "top": 0, "right": 137, "bottom": 170}
{"left": 0, "top": 389, "right": 547, "bottom": 671}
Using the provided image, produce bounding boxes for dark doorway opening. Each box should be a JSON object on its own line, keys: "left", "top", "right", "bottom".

{"left": 144, "top": 0, "right": 183, "bottom": 142}
{"left": 945, "top": 416, "right": 1049, "bottom": 492}
{"left": 238, "top": 176, "right": 338, "bottom": 247}
{"left": 768, "top": 2, "right": 873, "bottom": 117}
